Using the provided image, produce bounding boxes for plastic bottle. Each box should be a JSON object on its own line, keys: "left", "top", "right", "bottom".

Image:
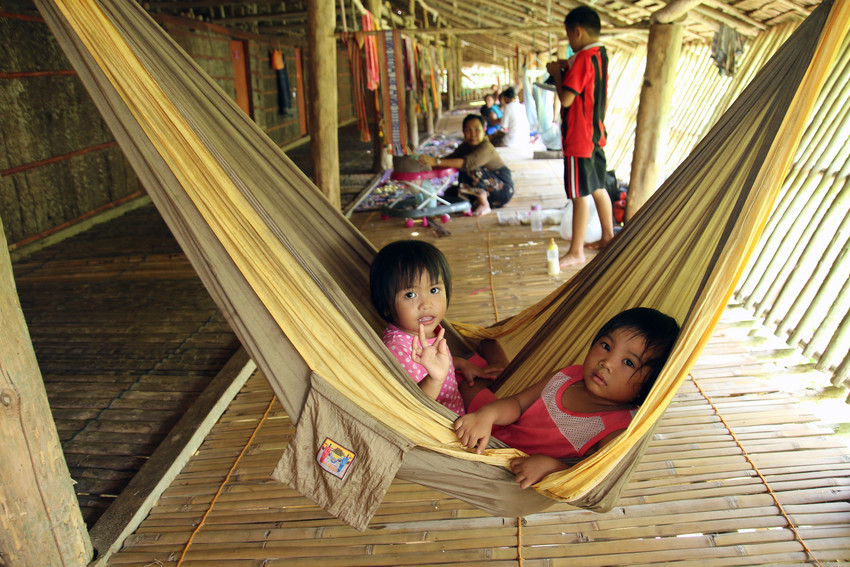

{"left": 547, "top": 238, "right": 560, "bottom": 276}
{"left": 530, "top": 204, "right": 543, "bottom": 232}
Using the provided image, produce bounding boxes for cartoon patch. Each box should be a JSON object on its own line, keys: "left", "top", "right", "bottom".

{"left": 316, "top": 437, "right": 356, "bottom": 480}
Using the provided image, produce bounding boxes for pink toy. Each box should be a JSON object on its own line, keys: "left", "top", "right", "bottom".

{"left": 404, "top": 218, "right": 415, "bottom": 228}
{"left": 440, "top": 214, "right": 451, "bottom": 223}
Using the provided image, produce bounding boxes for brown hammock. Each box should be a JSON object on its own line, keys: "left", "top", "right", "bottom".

{"left": 34, "top": 0, "right": 849, "bottom": 530}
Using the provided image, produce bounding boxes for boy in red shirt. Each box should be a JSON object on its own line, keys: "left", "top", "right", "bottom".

{"left": 547, "top": 6, "right": 615, "bottom": 268}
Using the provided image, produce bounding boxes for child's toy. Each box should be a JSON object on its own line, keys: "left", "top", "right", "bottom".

{"left": 381, "top": 168, "right": 471, "bottom": 219}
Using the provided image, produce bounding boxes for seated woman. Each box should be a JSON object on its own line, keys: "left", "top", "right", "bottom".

{"left": 417, "top": 114, "right": 515, "bottom": 217}
{"left": 493, "top": 87, "right": 530, "bottom": 148}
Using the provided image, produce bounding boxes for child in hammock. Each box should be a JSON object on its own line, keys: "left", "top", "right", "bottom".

{"left": 370, "top": 240, "right": 504, "bottom": 415}
{"left": 454, "top": 307, "right": 679, "bottom": 488}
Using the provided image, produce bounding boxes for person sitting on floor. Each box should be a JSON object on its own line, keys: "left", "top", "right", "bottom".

{"left": 480, "top": 93, "right": 503, "bottom": 136}
{"left": 491, "top": 87, "right": 531, "bottom": 148}
{"left": 417, "top": 114, "right": 515, "bottom": 217}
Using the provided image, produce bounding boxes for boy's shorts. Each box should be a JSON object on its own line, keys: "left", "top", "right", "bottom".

{"left": 563, "top": 146, "right": 607, "bottom": 199}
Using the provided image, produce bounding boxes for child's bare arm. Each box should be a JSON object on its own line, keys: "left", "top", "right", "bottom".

{"left": 453, "top": 397, "right": 521, "bottom": 453}
{"left": 454, "top": 356, "right": 503, "bottom": 386}
{"left": 545, "top": 60, "right": 577, "bottom": 108}
{"left": 454, "top": 377, "right": 549, "bottom": 453}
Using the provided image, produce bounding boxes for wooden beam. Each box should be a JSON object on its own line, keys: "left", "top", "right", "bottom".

{"left": 651, "top": 0, "right": 705, "bottom": 24}
{"left": 215, "top": 11, "right": 307, "bottom": 24}
{"left": 626, "top": 20, "right": 684, "bottom": 220}
{"left": 307, "top": 0, "right": 341, "bottom": 207}
{"left": 404, "top": 24, "right": 648, "bottom": 35}
{"left": 144, "top": 0, "right": 283, "bottom": 9}
{"left": 88, "top": 349, "right": 256, "bottom": 565}
{"left": 0, "top": 216, "right": 92, "bottom": 566}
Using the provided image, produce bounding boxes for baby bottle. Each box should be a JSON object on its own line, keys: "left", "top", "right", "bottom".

{"left": 530, "top": 204, "right": 543, "bottom": 232}
{"left": 547, "top": 238, "right": 560, "bottom": 275}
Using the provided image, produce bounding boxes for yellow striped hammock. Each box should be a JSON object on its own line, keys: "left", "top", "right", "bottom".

{"left": 35, "top": 0, "right": 849, "bottom": 530}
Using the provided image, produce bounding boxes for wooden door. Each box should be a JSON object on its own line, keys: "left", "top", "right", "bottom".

{"left": 230, "top": 40, "right": 252, "bottom": 116}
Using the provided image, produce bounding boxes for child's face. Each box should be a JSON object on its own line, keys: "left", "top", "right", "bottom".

{"left": 392, "top": 270, "right": 447, "bottom": 339}
{"left": 566, "top": 25, "right": 584, "bottom": 51}
{"left": 582, "top": 328, "right": 653, "bottom": 405}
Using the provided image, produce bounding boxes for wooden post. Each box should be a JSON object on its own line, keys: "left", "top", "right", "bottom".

{"left": 307, "top": 0, "right": 341, "bottom": 208}
{"left": 625, "top": 20, "right": 683, "bottom": 219}
{"left": 446, "top": 36, "right": 455, "bottom": 110}
{"left": 425, "top": 41, "right": 435, "bottom": 136}
{"left": 405, "top": 3, "right": 419, "bottom": 149}
{"left": 0, "top": 216, "right": 93, "bottom": 566}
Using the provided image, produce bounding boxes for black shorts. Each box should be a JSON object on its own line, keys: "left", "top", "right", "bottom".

{"left": 563, "top": 146, "right": 607, "bottom": 199}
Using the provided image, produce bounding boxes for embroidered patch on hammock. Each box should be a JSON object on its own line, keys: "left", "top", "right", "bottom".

{"left": 317, "top": 437, "right": 356, "bottom": 479}
{"left": 271, "top": 372, "right": 414, "bottom": 531}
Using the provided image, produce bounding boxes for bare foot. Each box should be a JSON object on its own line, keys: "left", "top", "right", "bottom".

{"left": 585, "top": 238, "right": 612, "bottom": 250}
{"left": 472, "top": 202, "right": 491, "bottom": 217}
{"left": 559, "top": 252, "right": 586, "bottom": 268}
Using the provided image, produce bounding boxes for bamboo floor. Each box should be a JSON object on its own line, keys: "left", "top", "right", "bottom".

{"left": 12, "top": 207, "right": 242, "bottom": 525}
{"left": 101, "top": 111, "right": 850, "bottom": 566}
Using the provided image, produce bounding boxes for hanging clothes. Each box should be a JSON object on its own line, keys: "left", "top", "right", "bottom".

{"left": 270, "top": 48, "right": 292, "bottom": 115}
{"left": 344, "top": 33, "right": 371, "bottom": 143}
{"left": 712, "top": 24, "right": 746, "bottom": 76}
{"left": 378, "top": 29, "right": 409, "bottom": 155}
{"left": 361, "top": 13, "right": 380, "bottom": 91}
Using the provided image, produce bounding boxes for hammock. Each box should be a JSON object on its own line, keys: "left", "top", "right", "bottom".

{"left": 34, "top": 0, "right": 849, "bottom": 530}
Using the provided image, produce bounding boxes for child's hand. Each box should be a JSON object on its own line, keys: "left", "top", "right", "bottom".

{"left": 453, "top": 412, "right": 494, "bottom": 454}
{"left": 510, "top": 455, "right": 569, "bottom": 489}
{"left": 454, "top": 357, "right": 503, "bottom": 386}
{"left": 411, "top": 324, "right": 451, "bottom": 385}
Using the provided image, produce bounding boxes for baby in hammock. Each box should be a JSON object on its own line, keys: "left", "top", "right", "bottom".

{"left": 454, "top": 307, "right": 679, "bottom": 488}
{"left": 369, "top": 240, "right": 504, "bottom": 415}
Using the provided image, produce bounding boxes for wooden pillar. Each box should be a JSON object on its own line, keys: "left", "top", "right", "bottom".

{"left": 424, "top": 40, "right": 435, "bottom": 135}
{"left": 406, "top": 87, "right": 419, "bottom": 149}
{"left": 625, "top": 20, "right": 683, "bottom": 219}
{"left": 0, "top": 217, "right": 93, "bottom": 566}
{"left": 307, "top": 0, "right": 341, "bottom": 208}
{"left": 446, "top": 36, "right": 455, "bottom": 111}
{"left": 405, "top": 4, "right": 419, "bottom": 149}
{"left": 457, "top": 39, "right": 463, "bottom": 102}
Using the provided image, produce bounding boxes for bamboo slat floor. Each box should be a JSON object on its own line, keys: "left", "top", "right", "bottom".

{"left": 103, "top": 312, "right": 850, "bottom": 566}
{"left": 102, "top": 111, "right": 850, "bottom": 566}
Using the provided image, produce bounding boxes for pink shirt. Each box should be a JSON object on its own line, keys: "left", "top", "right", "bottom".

{"left": 469, "top": 365, "right": 635, "bottom": 458}
{"left": 382, "top": 323, "right": 465, "bottom": 415}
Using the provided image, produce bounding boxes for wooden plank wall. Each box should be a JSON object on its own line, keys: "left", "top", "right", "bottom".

{"left": 1, "top": 1, "right": 356, "bottom": 246}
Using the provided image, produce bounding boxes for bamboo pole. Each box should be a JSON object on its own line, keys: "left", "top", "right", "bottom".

{"left": 0, "top": 216, "right": 93, "bottom": 566}
{"left": 625, "top": 21, "right": 683, "bottom": 219}
{"left": 306, "top": 0, "right": 341, "bottom": 207}
{"left": 772, "top": 173, "right": 850, "bottom": 336}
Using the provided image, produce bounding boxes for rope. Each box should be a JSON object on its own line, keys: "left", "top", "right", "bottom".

{"left": 175, "top": 395, "right": 278, "bottom": 566}
{"left": 516, "top": 516, "right": 524, "bottom": 566}
{"left": 483, "top": 222, "right": 500, "bottom": 323}
{"left": 690, "top": 375, "right": 825, "bottom": 567}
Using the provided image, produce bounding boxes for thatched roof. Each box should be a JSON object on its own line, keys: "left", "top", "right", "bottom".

{"left": 140, "top": 0, "right": 823, "bottom": 63}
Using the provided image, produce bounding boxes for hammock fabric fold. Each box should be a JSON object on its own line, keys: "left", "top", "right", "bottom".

{"left": 34, "top": 0, "right": 848, "bottom": 530}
